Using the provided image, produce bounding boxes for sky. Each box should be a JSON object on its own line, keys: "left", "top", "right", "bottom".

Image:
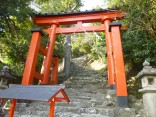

{"left": 80, "top": 0, "right": 108, "bottom": 11}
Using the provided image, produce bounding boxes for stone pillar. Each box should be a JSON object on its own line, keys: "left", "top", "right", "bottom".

{"left": 136, "top": 60, "right": 156, "bottom": 117}
{"left": 64, "top": 34, "right": 71, "bottom": 76}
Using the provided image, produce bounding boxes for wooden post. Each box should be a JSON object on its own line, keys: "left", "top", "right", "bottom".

{"left": 51, "top": 56, "right": 59, "bottom": 84}
{"left": 109, "top": 22, "right": 128, "bottom": 107}
{"left": 49, "top": 99, "right": 55, "bottom": 117}
{"left": 22, "top": 29, "right": 44, "bottom": 85}
{"left": 9, "top": 99, "right": 16, "bottom": 117}
{"left": 64, "top": 34, "right": 71, "bottom": 76}
{"left": 103, "top": 19, "right": 116, "bottom": 89}
{"left": 41, "top": 22, "right": 58, "bottom": 84}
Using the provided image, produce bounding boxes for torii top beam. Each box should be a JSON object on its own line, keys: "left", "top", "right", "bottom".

{"left": 32, "top": 8, "right": 126, "bottom": 26}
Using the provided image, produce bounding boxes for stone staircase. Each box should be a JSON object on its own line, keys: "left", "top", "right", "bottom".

{"left": 4, "top": 56, "right": 118, "bottom": 117}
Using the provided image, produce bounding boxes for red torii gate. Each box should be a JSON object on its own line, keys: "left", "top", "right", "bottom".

{"left": 22, "top": 8, "right": 128, "bottom": 106}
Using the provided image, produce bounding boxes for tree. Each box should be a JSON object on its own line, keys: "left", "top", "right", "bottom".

{"left": 108, "top": 0, "right": 156, "bottom": 65}
{"left": 0, "top": 0, "right": 35, "bottom": 76}
{"left": 34, "top": 0, "right": 82, "bottom": 13}
{"left": 0, "top": 0, "right": 33, "bottom": 38}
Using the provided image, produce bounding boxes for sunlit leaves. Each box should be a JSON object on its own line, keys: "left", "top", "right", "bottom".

{"left": 34, "top": 0, "right": 82, "bottom": 13}
{"left": 108, "top": 0, "right": 156, "bottom": 64}
{"left": 0, "top": 0, "right": 34, "bottom": 76}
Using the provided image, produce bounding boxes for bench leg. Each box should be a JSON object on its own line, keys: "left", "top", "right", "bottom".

{"left": 9, "top": 99, "right": 16, "bottom": 117}
{"left": 49, "top": 100, "right": 55, "bottom": 117}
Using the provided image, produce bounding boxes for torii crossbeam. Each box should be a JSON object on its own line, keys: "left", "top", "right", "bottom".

{"left": 21, "top": 8, "right": 128, "bottom": 107}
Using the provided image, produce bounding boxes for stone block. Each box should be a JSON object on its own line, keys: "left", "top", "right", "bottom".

{"left": 143, "top": 93, "right": 156, "bottom": 117}
{"left": 114, "top": 107, "right": 136, "bottom": 117}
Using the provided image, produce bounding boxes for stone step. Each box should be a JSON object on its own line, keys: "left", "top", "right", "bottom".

{"left": 70, "top": 96, "right": 110, "bottom": 102}
{"left": 55, "top": 112, "right": 114, "bottom": 117}
{"left": 69, "top": 75, "right": 102, "bottom": 77}
{"left": 15, "top": 94, "right": 111, "bottom": 109}
{"left": 66, "top": 91, "right": 107, "bottom": 97}
{"left": 66, "top": 83, "right": 107, "bottom": 87}
{"left": 65, "top": 88, "right": 106, "bottom": 92}
{"left": 15, "top": 108, "right": 135, "bottom": 117}
{"left": 55, "top": 106, "right": 114, "bottom": 114}
{"left": 33, "top": 98, "right": 111, "bottom": 108}
{"left": 5, "top": 115, "right": 42, "bottom": 117}
{"left": 66, "top": 81, "right": 106, "bottom": 85}
{"left": 56, "top": 100, "right": 111, "bottom": 108}
{"left": 65, "top": 85, "right": 105, "bottom": 90}
{"left": 65, "top": 92, "right": 107, "bottom": 99}
{"left": 13, "top": 105, "right": 49, "bottom": 116}
{"left": 67, "top": 76, "right": 102, "bottom": 80}
{"left": 17, "top": 107, "right": 114, "bottom": 116}
{"left": 12, "top": 112, "right": 113, "bottom": 117}
{"left": 65, "top": 79, "right": 105, "bottom": 84}
{"left": 71, "top": 73, "right": 95, "bottom": 76}
{"left": 16, "top": 99, "right": 110, "bottom": 110}
{"left": 13, "top": 102, "right": 114, "bottom": 116}
{"left": 8, "top": 109, "right": 115, "bottom": 117}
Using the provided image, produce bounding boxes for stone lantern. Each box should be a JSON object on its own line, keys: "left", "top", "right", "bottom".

{"left": 136, "top": 60, "right": 156, "bottom": 117}
{"left": 0, "top": 66, "right": 15, "bottom": 88}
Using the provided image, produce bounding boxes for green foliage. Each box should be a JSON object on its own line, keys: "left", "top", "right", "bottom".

{"left": 1, "top": 23, "right": 32, "bottom": 63}
{"left": 54, "top": 35, "right": 65, "bottom": 59}
{"left": 90, "top": 32, "right": 106, "bottom": 62}
{"left": 0, "top": 1, "right": 34, "bottom": 77}
{"left": 0, "top": 0, "right": 33, "bottom": 18}
{"left": 71, "top": 33, "right": 92, "bottom": 58}
{"left": 108, "top": 0, "right": 156, "bottom": 65}
{"left": 35, "top": 0, "right": 82, "bottom": 13}
{"left": 127, "top": 77, "right": 142, "bottom": 98}
{"left": 0, "top": 61, "right": 5, "bottom": 70}
{"left": 9, "top": 63, "right": 25, "bottom": 77}
{"left": 0, "top": 0, "right": 34, "bottom": 38}
{"left": 71, "top": 32, "right": 106, "bottom": 62}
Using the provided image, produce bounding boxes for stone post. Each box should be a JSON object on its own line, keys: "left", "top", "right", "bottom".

{"left": 64, "top": 34, "right": 71, "bottom": 76}
{"left": 136, "top": 60, "right": 156, "bottom": 117}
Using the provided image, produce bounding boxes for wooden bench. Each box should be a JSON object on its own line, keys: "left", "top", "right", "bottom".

{"left": 0, "top": 84, "right": 69, "bottom": 117}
